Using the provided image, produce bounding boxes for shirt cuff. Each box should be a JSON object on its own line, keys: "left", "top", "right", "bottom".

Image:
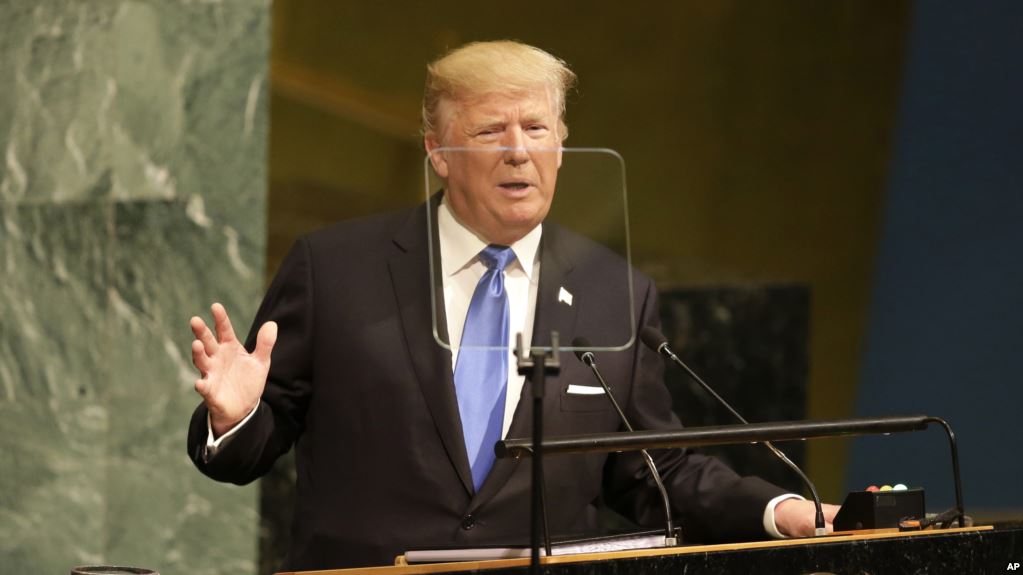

{"left": 763, "top": 493, "right": 805, "bottom": 539}
{"left": 204, "top": 403, "right": 260, "bottom": 458}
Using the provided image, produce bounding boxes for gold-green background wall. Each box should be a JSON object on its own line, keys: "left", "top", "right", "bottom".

{"left": 0, "top": 1, "right": 913, "bottom": 572}
{"left": 268, "top": 0, "right": 910, "bottom": 503}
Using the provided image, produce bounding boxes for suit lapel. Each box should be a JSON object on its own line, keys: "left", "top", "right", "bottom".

{"left": 469, "top": 224, "right": 579, "bottom": 510}
{"left": 529, "top": 225, "right": 578, "bottom": 351}
{"left": 389, "top": 197, "right": 474, "bottom": 497}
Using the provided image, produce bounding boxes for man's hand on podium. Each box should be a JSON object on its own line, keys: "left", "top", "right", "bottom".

{"left": 189, "top": 302, "right": 277, "bottom": 438}
{"left": 775, "top": 499, "right": 841, "bottom": 537}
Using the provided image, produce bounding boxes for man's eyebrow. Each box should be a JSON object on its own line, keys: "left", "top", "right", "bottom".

{"left": 465, "top": 118, "right": 505, "bottom": 132}
{"left": 520, "top": 107, "right": 555, "bottom": 122}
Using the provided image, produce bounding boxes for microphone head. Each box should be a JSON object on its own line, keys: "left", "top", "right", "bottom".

{"left": 640, "top": 327, "right": 668, "bottom": 352}
{"left": 571, "top": 337, "right": 593, "bottom": 363}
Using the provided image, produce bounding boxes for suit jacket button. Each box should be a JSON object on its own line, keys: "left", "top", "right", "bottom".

{"left": 461, "top": 514, "right": 476, "bottom": 530}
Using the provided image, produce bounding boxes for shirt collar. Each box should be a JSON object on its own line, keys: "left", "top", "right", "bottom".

{"left": 438, "top": 196, "right": 541, "bottom": 279}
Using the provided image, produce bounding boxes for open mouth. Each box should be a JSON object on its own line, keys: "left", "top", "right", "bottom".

{"left": 498, "top": 181, "right": 532, "bottom": 190}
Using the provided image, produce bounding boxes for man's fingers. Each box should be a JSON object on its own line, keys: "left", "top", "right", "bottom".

{"left": 194, "top": 377, "right": 209, "bottom": 397}
{"left": 191, "top": 316, "right": 220, "bottom": 355}
{"left": 253, "top": 321, "right": 278, "bottom": 364}
{"left": 211, "top": 302, "right": 237, "bottom": 343}
{"left": 191, "top": 339, "right": 211, "bottom": 375}
{"left": 189, "top": 316, "right": 204, "bottom": 338}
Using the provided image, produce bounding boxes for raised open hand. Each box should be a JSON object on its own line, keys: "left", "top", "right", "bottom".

{"left": 190, "top": 303, "right": 277, "bottom": 437}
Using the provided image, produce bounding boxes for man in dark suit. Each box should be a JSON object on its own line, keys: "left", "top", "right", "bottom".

{"left": 186, "top": 40, "right": 836, "bottom": 571}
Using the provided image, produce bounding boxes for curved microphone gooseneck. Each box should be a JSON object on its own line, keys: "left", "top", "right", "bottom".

{"left": 571, "top": 337, "right": 678, "bottom": 545}
{"left": 640, "top": 326, "right": 827, "bottom": 536}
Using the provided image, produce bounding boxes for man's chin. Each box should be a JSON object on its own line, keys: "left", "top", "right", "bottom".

{"left": 490, "top": 217, "right": 544, "bottom": 244}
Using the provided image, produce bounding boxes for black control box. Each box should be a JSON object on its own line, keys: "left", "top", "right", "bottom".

{"left": 834, "top": 489, "right": 925, "bottom": 531}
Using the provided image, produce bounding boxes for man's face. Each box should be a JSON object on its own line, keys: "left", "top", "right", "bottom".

{"left": 425, "top": 88, "right": 562, "bottom": 246}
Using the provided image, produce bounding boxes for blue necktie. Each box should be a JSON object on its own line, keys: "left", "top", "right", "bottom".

{"left": 454, "top": 245, "right": 517, "bottom": 492}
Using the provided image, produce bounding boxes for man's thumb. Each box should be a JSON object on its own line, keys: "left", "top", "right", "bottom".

{"left": 254, "top": 321, "right": 278, "bottom": 362}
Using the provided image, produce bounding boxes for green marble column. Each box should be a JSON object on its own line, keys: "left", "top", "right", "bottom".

{"left": 0, "top": 1, "right": 268, "bottom": 573}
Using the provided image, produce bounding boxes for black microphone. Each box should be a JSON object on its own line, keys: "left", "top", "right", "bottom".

{"left": 640, "top": 326, "right": 828, "bottom": 537}
{"left": 571, "top": 337, "right": 679, "bottom": 545}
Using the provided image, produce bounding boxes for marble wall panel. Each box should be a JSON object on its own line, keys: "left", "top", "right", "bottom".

{"left": 1, "top": 2, "right": 118, "bottom": 203}
{"left": 1, "top": 0, "right": 269, "bottom": 572}
{"left": 104, "top": 199, "right": 262, "bottom": 575}
{"left": 0, "top": 203, "right": 112, "bottom": 572}
{"left": 2, "top": 1, "right": 268, "bottom": 212}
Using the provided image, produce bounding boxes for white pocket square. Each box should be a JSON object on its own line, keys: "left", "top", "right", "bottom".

{"left": 558, "top": 286, "right": 573, "bottom": 306}
{"left": 566, "top": 384, "right": 605, "bottom": 395}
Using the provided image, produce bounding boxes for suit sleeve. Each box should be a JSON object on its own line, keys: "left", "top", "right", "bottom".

{"left": 601, "top": 278, "right": 788, "bottom": 542}
{"left": 186, "top": 237, "right": 316, "bottom": 485}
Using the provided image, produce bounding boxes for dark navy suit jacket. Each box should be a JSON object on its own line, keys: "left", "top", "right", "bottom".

{"left": 187, "top": 196, "right": 785, "bottom": 570}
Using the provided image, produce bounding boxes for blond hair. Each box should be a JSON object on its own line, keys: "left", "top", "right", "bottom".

{"left": 423, "top": 40, "right": 577, "bottom": 142}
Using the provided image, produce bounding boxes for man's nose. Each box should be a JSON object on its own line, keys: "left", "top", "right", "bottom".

{"left": 502, "top": 127, "right": 530, "bottom": 166}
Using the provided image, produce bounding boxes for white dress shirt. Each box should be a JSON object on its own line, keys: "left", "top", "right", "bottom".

{"left": 436, "top": 198, "right": 542, "bottom": 438}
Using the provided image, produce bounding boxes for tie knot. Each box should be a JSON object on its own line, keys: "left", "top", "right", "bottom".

{"left": 479, "top": 245, "right": 516, "bottom": 271}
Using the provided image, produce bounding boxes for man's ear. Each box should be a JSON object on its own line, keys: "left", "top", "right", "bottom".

{"left": 424, "top": 133, "right": 449, "bottom": 178}
{"left": 556, "top": 121, "right": 566, "bottom": 169}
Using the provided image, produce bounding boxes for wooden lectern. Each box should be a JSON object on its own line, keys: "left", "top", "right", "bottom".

{"left": 277, "top": 525, "right": 1021, "bottom": 574}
